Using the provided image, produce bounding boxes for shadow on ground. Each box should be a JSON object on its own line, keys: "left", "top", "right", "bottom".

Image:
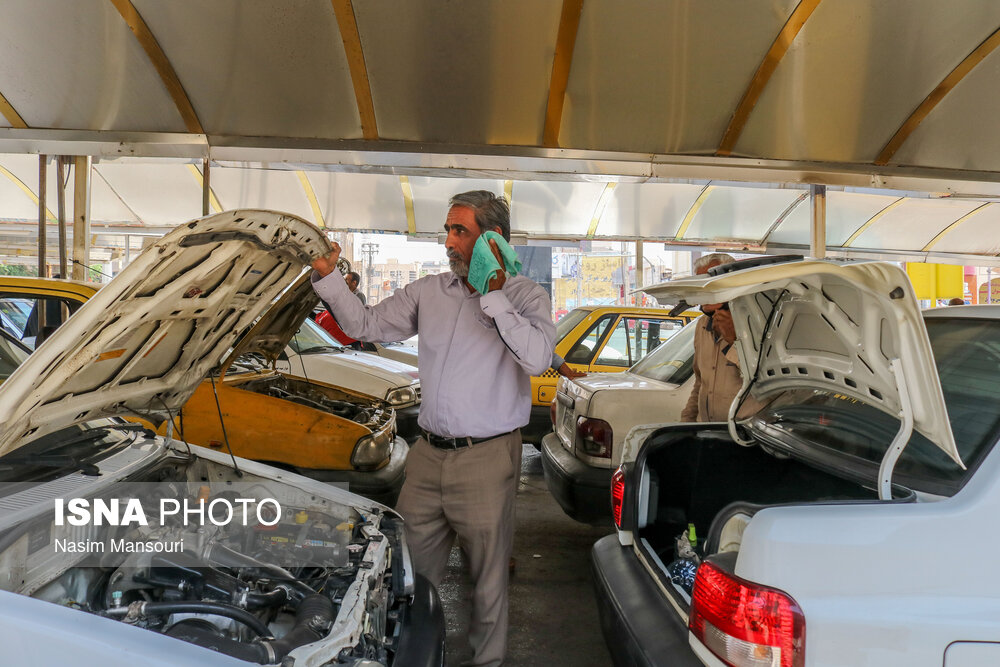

{"left": 436, "top": 445, "right": 613, "bottom": 666}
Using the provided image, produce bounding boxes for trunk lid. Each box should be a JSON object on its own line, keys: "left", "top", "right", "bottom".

{"left": 642, "top": 259, "right": 960, "bottom": 470}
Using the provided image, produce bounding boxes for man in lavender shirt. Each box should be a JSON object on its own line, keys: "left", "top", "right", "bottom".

{"left": 311, "top": 190, "right": 555, "bottom": 666}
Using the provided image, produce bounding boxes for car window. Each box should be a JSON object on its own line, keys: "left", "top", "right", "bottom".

{"left": 630, "top": 318, "right": 697, "bottom": 384}
{"left": 0, "top": 329, "right": 30, "bottom": 382}
{"left": 288, "top": 317, "right": 346, "bottom": 354}
{"left": 596, "top": 318, "right": 631, "bottom": 367}
{"left": 595, "top": 316, "right": 688, "bottom": 367}
{"left": 755, "top": 317, "right": 1000, "bottom": 495}
{"left": 0, "top": 298, "right": 32, "bottom": 337}
{"left": 565, "top": 314, "right": 616, "bottom": 365}
{"left": 0, "top": 294, "right": 84, "bottom": 350}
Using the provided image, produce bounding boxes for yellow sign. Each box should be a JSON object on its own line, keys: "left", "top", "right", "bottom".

{"left": 979, "top": 280, "right": 1000, "bottom": 304}
{"left": 905, "top": 263, "right": 963, "bottom": 300}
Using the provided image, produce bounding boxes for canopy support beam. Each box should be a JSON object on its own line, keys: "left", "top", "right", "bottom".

{"left": 71, "top": 156, "right": 91, "bottom": 281}
{"left": 635, "top": 240, "right": 644, "bottom": 305}
{"left": 202, "top": 158, "right": 211, "bottom": 216}
{"left": 810, "top": 184, "right": 826, "bottom": 259}
{"left": 57, "top": 157, "right": 68, "bottom": 278}
{"left": 38, "top": 155, "right": 46, "bottom": 277}
{"left": 543, "top": 0, "right": 585, "bottom": 147}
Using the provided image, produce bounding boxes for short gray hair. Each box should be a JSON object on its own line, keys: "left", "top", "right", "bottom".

{"left": 449, "top": 190, "right": 511, "bottom": 241}
{"left": 693, "top": 253, "right": 736, "bottom": 273}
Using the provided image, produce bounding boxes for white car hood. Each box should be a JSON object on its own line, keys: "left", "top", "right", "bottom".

{"left": 0, "top": 210, "right": 331, "bottom": 458}
{"left": 339, "top": 349, "right": 419, "bottom": 381}
{"left": 643, "top": 259, "right": 960, "bottom": 467}
{"left": 286, "top": 351, "right": 416, "bottom": 391}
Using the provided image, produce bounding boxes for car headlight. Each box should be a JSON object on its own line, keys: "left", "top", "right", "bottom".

{"left": 385, "top": 384, "right": 418, "bottom": 407}
{"left": 351, "top": 431, "right": 394, "bottom": 471}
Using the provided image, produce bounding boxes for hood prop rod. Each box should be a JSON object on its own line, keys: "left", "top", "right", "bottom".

{"left": 210, "top": 371, "right": 243, "bottom": 477}
{"left": 877, "top": 359, "right": 913, "bottom": 500}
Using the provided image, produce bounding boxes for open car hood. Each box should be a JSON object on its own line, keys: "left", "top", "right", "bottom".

{"left": 0, "top": 210, "right": 331, "bottom": 458}
{"left": 643, "top": 259, "right": 961, "bottom": 467}
{"left": 220, "top": 272, "right": 319, "bottom": 377}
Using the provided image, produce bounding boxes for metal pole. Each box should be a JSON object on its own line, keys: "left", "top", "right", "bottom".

{"left": 202, "top": 158, "right": 210, "bottom": 216}
{"left": 72, "top": 156, "right": 92, "bottom": 281}
{"left": 576, "top": 247, "right": 582, "bottom": 307}
{"left": 38, "top": 155, "right": 47, "bottom": 277}
{"left": 635, "top": 240, "right": 644, "bottom": 306}
{"left": 810, "top": 184, "right": 827, "bottom": 259}
{"left": 56, "top": 156, "right": 68, "bottom": 278}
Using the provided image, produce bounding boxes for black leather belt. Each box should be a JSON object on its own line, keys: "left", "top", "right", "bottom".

{"left": 422, "top": 429, "right": 515, "bottom": 450}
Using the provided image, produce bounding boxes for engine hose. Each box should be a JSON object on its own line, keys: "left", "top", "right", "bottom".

{"left": 204, "top": 543, "right": 316, "bottom": 601}
{"left": 109, "top": 600, "right": 273, "bottom": 638}
{"left": 246, "top": 587, "right": 287, "bottom": 609}
{"left": 164, "top": 594, "right": 334, "bottom": 664}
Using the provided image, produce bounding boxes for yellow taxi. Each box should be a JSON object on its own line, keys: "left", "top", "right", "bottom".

{"left": 522, "top": 305, "right": 698, "bottom": 443}
{"left": 0, "top": 276, "right": 99, "bottom": 349}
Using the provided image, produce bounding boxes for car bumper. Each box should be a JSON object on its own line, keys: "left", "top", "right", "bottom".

{"left": 591, "top": 535, "right": 702, "bottom": 667}
{"left": 540, "top": 432, "right": 612, "bottom": 525}
{"left": 396, "top": 573, "right": 446, "bottom": 666}
{"left": 298, "top": 437, "right": 409, "bottom": 507}
{"left": 396, "top": 404, "right": 421, "bottom": 442}
{"left": 521, "top": 404, "right": 554, "bottom": 445}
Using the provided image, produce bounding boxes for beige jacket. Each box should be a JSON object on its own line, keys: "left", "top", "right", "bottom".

{"left": 681, "top": 315, "right": 762, "bottom": 422}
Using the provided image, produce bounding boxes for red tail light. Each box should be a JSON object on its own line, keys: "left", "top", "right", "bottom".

{"left": 610, "top": 467, "right": 625, "bottom": 528}
{"left": 577, "top": 417, "right": 613, "bottom": 458}
{"left": 689, "top": 560, "right": 805, "bottom": 667}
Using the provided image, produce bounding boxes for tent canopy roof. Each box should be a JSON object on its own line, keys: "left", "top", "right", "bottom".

{"left": 3, "top": 0, "right": 1000, "bottom": 263}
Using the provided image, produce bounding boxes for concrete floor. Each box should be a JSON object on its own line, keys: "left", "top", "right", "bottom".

{"left": 436, "top": 445, "right": 613, "bottom": 666}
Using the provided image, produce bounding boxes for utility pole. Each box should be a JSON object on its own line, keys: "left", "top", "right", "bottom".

{"left": 360, "top": 242, "right": 379, "bottom": 302}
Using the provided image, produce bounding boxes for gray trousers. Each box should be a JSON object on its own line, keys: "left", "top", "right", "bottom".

{"left": 396, "top": 431, "right": 522, "bottom": 667}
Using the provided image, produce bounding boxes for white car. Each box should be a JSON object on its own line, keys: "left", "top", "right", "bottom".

{"left": 541, "top": 319, "right": 697, "bottom": 524}
{"left": 278, "top": 317, "right": 422, "bottom": 440}
{"left": 593, "top": 257, "right": 998, "bottom": 667}
{"left": 366, "top": 339, "right": 419, "bottom": 368}
{"left": 0, "top": 211, "right": 444, "bottom": 667}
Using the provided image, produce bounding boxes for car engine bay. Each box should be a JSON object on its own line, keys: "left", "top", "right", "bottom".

{"left": 2, "top": 450, "right": 411, "bottom": 665}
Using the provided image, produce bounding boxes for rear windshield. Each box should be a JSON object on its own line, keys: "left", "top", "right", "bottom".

{"left": 629, "top": 318, "right": 697, "bottom": 385}
{"left": 755, "top": 317, "right": 1000, "bottom": 495}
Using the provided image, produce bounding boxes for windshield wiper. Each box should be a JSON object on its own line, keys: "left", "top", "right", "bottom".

{"left": 0, "top": 423, "right": 150, "bottom": 474}
{"left": 0, "top": 452, "right": 101, "bottom": 476}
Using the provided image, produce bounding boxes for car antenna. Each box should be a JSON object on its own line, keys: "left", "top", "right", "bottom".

{"left": 209, "top": 369, "right": 243, "bottom": 477}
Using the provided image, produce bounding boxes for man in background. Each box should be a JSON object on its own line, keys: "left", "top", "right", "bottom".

{"left": 345, "top": 271, "right": 366, "bottom": 304}
{"left": 680, "top": 253, "right": 759, "bottom": 422}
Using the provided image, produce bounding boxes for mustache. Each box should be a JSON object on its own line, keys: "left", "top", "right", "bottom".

{"left": 446, "top": 249, "right": 465, "bottom": 262}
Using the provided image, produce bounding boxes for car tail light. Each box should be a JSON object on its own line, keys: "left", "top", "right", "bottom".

{"left": 689, "top": 560, "right": 805, "bottom": 667}
{"left": 577, "top": 417, "right": 612, "bottom": 458}
{"left": 610, "top": 467, "right": 626, "bottom": 529}
{"left": 550, "top": 399, "right": 558, "bottom": 427}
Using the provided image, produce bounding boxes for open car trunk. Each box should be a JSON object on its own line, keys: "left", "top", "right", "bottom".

{"left": 631, "top": 426, "right": 910, "bottom": 611}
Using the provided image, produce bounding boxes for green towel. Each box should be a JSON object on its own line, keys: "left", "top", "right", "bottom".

{"left": 468, "top": 231, "right": 521, "bottom": 295}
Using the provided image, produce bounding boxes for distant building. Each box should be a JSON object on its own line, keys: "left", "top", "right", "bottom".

{"left": 367, "top": 258, "right": 449, "bottom": 303}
